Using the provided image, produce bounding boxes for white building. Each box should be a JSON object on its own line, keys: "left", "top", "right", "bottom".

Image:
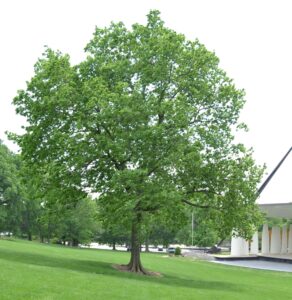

{"left": 231, "top": 147, "right": 292, "bottom": 257}
{"left": 231, "top": 203, "right": 292, "bottom": 256}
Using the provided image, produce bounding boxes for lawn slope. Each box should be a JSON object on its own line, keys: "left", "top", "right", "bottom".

{"left": 0, "top": 239, "right": 292, "bottom": 299}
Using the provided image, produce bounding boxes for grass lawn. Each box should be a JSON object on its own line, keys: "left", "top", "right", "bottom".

{"left": 1, "top": 239, "right": 292, "bottom": 299}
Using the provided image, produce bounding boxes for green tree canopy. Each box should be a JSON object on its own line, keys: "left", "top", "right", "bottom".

{"left": 0, "top": 140, "right": 21, "bottom": 206}
{"left": 0, "top": 140, "right": 24, "bottom": 234}
{"left": 11, "top": 10, "right": 263, "bottom": 274}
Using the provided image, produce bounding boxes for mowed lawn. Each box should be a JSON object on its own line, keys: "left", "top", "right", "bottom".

{"left": 0, "top": 239, "right": 292, "bottom": 300}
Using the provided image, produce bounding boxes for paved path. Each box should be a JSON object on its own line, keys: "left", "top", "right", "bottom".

{"left": 213, "top": 259, "right": 292, "bottom": 272}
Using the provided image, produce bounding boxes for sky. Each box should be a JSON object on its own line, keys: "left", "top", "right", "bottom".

{"left": 0, "top": 0, "right": 291, "bottom": 204}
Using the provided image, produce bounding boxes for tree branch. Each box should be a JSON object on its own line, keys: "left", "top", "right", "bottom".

{"left": 182, "top": 199, "right": 212, "bottom": 209}
{"left": 139, "top": 205, "right": 161, "bottom": 212}
{"left": 105, "top": 150, "right": 125, "bottom": 171}
{"left": 147, "top": 165, "right": 159, "bottom": 176}
{"left": 101, "top": 124, "right": 114, "bottom": 140}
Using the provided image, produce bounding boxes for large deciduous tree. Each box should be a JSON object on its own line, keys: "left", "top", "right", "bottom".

{"left": 11, "top": 11, "right": 263, "bottom": 274}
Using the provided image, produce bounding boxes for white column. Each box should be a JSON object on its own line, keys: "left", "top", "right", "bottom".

{"left": 242, "top": 238, "right": 249, "bottom": 255}
{"left": 288, "top": 224, "right": 292, "bottom": 253}
{"left": 270, "top": 226, "right": 281, "bottom": 254}
{"left": 250, "top": 231, "right": 259, "bottom": 255}
{"left": 281, "top": 225, "right": 288, "bottom": 254}
{"left": 231, "top": 235, "right": 241, "bottom": 256}
{"left": 231, "top": 235, "right": 249, "bottom": 256}
{"left": 261, "top": 224, "right": 269, "bottom": 254}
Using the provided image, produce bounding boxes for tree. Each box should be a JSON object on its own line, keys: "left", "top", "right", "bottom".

{"left": 0, "top": 140, "right": 21, "bottom": 207}
{"left": 176, "top": 209, "right": 221, "bottom": 247}
{"left": 24, "top": 163, "right": 89, "bottom": 243}
{"left": 16, "top": 163, "right": 44, "bottom": 241}
{"left": 57, "top": 197, "right": 99, "bottom": 246}
{"left": 142, "top": 208, "right": 188, "bottom": 249}
{"left": 0, "top": 140, "right": 23, "bottom": 235}
{"left": 97, "top": 223, "right": 130, "bottom": 250}
{"left": 148, "top": 224, "right": 177, "bottom": 248}
{"left": 11, "top": 11, "right": 263, "bottom": 274}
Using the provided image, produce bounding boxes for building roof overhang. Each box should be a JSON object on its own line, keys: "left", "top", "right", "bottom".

{"left": 259, "top": 203, "right": 292, "bottom": 219}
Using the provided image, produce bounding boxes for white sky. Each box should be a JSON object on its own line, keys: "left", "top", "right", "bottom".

{"left": 0, "top": 0, "right": 291, "bottom": 204}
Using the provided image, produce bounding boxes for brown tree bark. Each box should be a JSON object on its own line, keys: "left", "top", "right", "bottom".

{"left": 145, "top": 236, "right": 150, "bottom": 252}
{"left": 126, "top": 215, "right": 148, "bottom": 274}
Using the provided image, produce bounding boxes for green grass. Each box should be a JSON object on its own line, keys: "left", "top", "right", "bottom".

{"left": 1, "top": 239, "right": 292, "bottom": 299}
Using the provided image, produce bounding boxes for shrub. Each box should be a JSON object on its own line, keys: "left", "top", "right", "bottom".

{"left": 175, "top": 247, "right": 181, "bottom": 256}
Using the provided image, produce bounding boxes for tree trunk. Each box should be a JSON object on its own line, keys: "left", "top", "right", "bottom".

{"left": 28, "top": 232, "right": 32, "bottom": 241}
{"left": 126, "top": 216, "right": 147, "bottom": 274}
{"left": 112, "top": 240, "right": 116, "bottom": 250}
{"left": 39, "top": 230, "right": 44, "bottom": 243}
{"left": 145, "top": 236, "right": 150, "bottom": 252}
{"left": 72, "top": 238, "right": 79, "bottom": 247}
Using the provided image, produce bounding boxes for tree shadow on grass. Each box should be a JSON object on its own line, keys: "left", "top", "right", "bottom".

{"left": 0, "top": 248, "right": 242, "bottom": 292}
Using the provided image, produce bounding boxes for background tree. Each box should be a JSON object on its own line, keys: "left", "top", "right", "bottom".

{"left": 148, "top": 224, "right": 177, "bottom": 248}
{"left": 175, "top": 210, "right": 221, "bottom": 247}
{"left": 143, "top": 209, "right": 188, "bottom": 249}
{"left": 16, "top": 163, "right": 44, "bottom": 241}
{"left": 97, "top": 223, "right": 130, "bottom": 250}
{"left": 11, "top": 11, "right": 263, "bottom": 274}
{"left": 0, "top": 140, "right": 23, "bottom": 235}
{"left": 0, "top": 140, "right": 21, "bottom": 206}
{"left": 27, "top": 163, "right": 93, "bottom": 244}
{"left": 57, "top": 197, "right": 99, "bottom": 246}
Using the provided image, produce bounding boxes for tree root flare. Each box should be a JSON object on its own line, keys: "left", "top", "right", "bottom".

{"left": 112, "top": 264, "right": 162, "bottom": 277}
